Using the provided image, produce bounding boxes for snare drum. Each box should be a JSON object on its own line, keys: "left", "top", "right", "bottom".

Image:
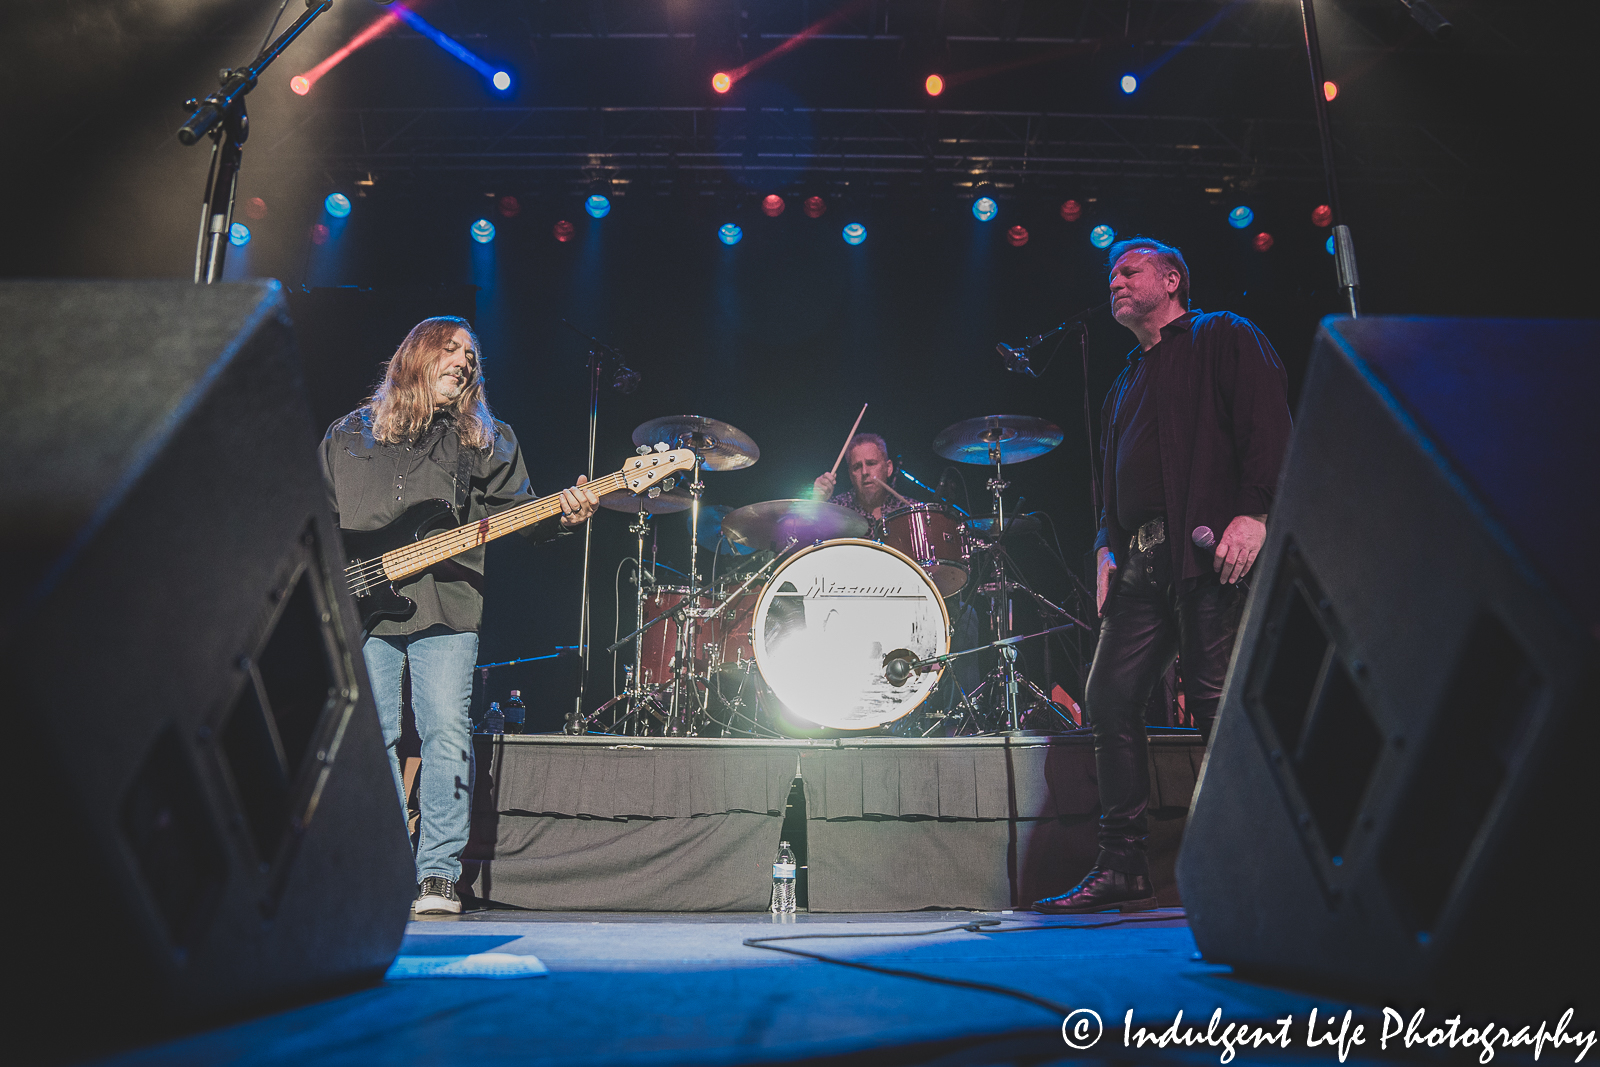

{"left": 879, "top": 502, "right": 968, "bottom": 598}
{"left": 753, "top": 538, "right": 949, "bottom": 731}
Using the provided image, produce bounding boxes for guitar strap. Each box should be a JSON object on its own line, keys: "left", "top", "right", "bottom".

{"left": 453, "top": 427, "right": 474, "bottom": 517}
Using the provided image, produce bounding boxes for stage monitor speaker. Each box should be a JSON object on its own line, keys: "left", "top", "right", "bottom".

{"left": 1177, "top": 316, "right": 1598, "bottom": 1010}
{"left": 1, "top": 281, "right": 415, "bottom": 1054}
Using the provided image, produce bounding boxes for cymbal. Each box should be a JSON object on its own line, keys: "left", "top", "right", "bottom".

{"left": 688, "top": 504, "right": 754, "bottom": 555}
{"left": 598, "top": 489, "right": 692, "bottom": 515}
{"left": 721, "top": 499, "right": 870, "bottom": 551}
{"left": 933, "top": 414, "right": 1063, "bottom": 465}
{"left": 633, "top": 415, "right": 759, "bottom": 472}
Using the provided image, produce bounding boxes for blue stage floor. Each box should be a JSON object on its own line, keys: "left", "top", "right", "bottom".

{"left": 84, "top": 907, "right": 1536, "bottom": 1066}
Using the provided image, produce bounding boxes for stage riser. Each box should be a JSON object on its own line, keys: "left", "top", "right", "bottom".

{"left": 458, "top": 735, "right": 1204, "bottom": 912}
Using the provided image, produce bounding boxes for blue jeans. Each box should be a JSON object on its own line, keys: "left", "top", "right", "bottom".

{"left": 362, "top": 627, "right": 478, "bottom": 884}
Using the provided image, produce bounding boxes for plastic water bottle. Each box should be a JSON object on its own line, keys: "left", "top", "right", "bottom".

{"left": 505, "top": 690, "right": 526, "bottom": 734}
{"left": 483, "top": 701, "right": 504, "bottom": 735}
{"left": 770, "top": 840, "right": 797, "bottom": 913}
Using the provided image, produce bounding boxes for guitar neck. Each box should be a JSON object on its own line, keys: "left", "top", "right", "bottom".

{"left": 380, "top": 468, "right": 631, "bottom": 582}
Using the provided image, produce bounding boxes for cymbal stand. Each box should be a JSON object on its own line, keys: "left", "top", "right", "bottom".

{"left": 665, "top": 449, "right": 708, "bottom": 735}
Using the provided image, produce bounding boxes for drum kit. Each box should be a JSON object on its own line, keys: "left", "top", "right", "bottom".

{"left": 566, "top": 413, "right": 1088, "bottom": 738}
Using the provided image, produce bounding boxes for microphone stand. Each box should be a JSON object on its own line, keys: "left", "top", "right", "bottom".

{"left": 1299, "top": 0, "right": 1360, "bottom": 316}
{"left": 178, "top": 0, "right": 333, "bottom": 284}
{"left": 898, "top": 463, "right": 970, "bottom": 517}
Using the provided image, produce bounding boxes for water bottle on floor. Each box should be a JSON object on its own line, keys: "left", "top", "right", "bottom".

{"left": 505, "top": 690, "right": 526, "bottom": 734}
{"left": 483, "top": 701, "right": 504, "bottom": 735}
{"left": 770, "top": 840, "right": 797, "bottom": 914}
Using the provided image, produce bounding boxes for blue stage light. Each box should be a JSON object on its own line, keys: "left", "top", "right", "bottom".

{"left": 842, "top": 222, "right": 866, "bottom": 246}
{"left": 492, "top": 71, "right": 511, "bottom": 91}
{"left": 1121, "top": 74, "right": 1138, "bottom": 94}
{"left": 471, "top": 219, "right": 496, "bottom": 244}
{"left": 228, "top": 223, "right": 251, "bottom": 247}
{"left": 324, "top": 192, "right": 351, "bottom": 218}
{"left": 1228, "top": 205, "right": 1254, "bottom": 229}
{"left": 585, "top": 194, "right": 611, "bottom": 219}
{"left": 718, "top": 223, "right": 743, "bottom": 246}
{"left": 1326, "top": 235, "right": 1337, "bottom": 255}
{"left": 972, "top": 197, "right": 998, "bottom": 222}
{"left": 1090, "top": 224, "right": 1116, "bottom": 249}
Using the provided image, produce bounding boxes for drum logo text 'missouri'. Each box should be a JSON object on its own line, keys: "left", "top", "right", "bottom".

{"left": 804, "top": 577, "right": 909, "bottom": 598}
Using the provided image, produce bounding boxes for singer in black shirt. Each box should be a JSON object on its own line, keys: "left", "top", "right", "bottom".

{"left": 1034, "top": 238, "right": 1292, "bottom": 914}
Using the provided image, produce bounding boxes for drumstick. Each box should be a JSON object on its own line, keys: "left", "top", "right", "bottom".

{"left": 870, "top": 477, "right": 914, "bottom": 507}
{"left": 829, "top": 403, "right": 869, "bottom": 478}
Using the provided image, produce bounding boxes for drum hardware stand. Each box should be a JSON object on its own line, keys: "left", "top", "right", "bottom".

{"left": 890, "top": 622, "right": 1080, "bottom": 735}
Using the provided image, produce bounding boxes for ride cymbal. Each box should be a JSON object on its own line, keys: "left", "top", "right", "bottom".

{"left": 932, "top": 414, "right": 1063, "bottom": 465}
{"left": 721, "top": 499, "right": 870, "bottom": 551}
{"left": 632, "top": 415, "right": 759, "bottom": 472}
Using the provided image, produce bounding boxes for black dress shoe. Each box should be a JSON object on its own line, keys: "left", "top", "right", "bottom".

{"left": 1032, "top": 866, "right": 1158, "bottom": 913}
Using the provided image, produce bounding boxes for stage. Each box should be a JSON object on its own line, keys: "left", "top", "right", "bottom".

{"left": 458, "top": 732, "right": 1205, "bottom": 913}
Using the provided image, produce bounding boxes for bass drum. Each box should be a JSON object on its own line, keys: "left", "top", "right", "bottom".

{"left": 753, "top": 538, "right": 950, "bottom": 732}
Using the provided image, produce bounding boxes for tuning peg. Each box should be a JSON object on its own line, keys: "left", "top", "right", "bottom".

{"left": 653, "top": 441, "right": 669, "bottom": 452}
{"left": 647, "top": 487, "right": 662, "bottom": 499}
{"left": 636, "top": 445, "right": 652, "bottom": 456}
{"left": 659, "top": 477, "right": 676, "bottom": 492}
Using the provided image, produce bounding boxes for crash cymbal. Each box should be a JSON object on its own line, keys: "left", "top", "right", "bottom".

{"left": 933, "top": 414, "right": 1063, "bottom": 465}
{"left": 598, "top": 488, "right": 692, "bottom": 515}
{"left": 688, "top": 504, "right": 754, "bottom": 555}
{"left": 633, "top": 415, "right": 759, "bottom": 472}
{"left": 721, "top": 499, "right": 870, "bottom": 552}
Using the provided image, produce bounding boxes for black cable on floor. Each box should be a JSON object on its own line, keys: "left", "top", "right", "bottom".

{"left": 741, "top": 911, "right": 1188, "bottom": 1019}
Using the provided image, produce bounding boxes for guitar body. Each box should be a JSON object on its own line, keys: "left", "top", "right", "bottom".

{"left": 341, "top": 498, "right": 460, "bottom": 633}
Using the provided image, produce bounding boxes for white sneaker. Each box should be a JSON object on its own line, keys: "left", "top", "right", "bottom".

{"left": 413, "top": 876, "right": 461, "bottom": 915}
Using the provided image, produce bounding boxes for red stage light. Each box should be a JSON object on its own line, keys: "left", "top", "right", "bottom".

{"left": 1311, "top": 204, "right": 1333, "bottom": 228}
{"left": 712, "top": 72, "right": 732, "bottom": 94}
{"left": 803, "top": 196, "right": 826, "bottom": 218}
{"left": 310, "top": 223, "right": 330, "bottom": 246}
{"left": 1253, "top": 232, "right": 1275, "bottom": 252}
{"left": 553, "top": 220, "right": 575, "bottom": 243}
{"left": 925, "top": 74, "right": 944, "bottom": 97}
{"left": 1059, "top": 199, "right": 1082, "bottom": 222}
{"left": 762, "top": 194, "right": 785, "bottom": 218}
{"left": 499, "top": 196, "right": 521, "bottom": 218}
{"left": 1007, "top": 225, "right": 1029, "bottom": 247}
{"left": 244, "top": 197, "right": 267, "bottom": 220}
{"left": 290, "top": 75, "right": 310, "bottom": 96}
{"left": 293, "top": 8, "right": 401, "bottom": 96}
{"left": 1323, "top": 80, "right": 1338, "bottom": 102}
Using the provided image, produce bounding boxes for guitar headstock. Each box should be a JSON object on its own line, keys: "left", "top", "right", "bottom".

{"left": 621, "top": 448, "right": 697, "bottom": 494}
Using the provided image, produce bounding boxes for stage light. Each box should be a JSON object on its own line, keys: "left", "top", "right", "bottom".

{"left": 471, "top": 219, "right": 496, "bottom": 244}
{"left": 972, "top": 197, "right": 998, "bottom": 222}
{"left": 553, "top": 220, "right": 575, "bottom": 243}
{"left": 292, "top": 8, "right": 403, "bottom": 96}
{"left": 324, "top": 193, "right": 351, "bottom": 218}
{"left": 493, "top": 71, "right": 511, "bottom": 91}
{"left": 1090, "top": 224, "right": 1116, "bottom": 249}
{"left": 499, "top": 196, "right": 520, "bottom": 218}
{"left": 244, "top": 197, "right": 267, "bottom": 220}
{"left": 1121, "top": 74, "right": 1138, "bottom": 94}
{"left": 585, "top": 194, "right": 611, "bottom": 219}
{"left": 1326, "top": 235, "right": 1336, "bottom": 255}
{"left": 842, "top": 223, "right": 866, "bottom": 246}
{"left": 1227, "top": 205, "right": 1254, "bottom": 229}
{"left": 290, "top": 75, "right": 310, "bottom": 95}
{"left": 712, "top": 72, "right": 731, "bottom": 94}
{"left": 1311, "top": 204, "right": 1333, "bottom": 228}
{"left": 803, "top": 196, "right": 826, "bottom": 218}
{"left": 228, "top": 223, "right": 250, "bottom": 247}
{"left": 1253, "top": 232, "right": 1274, "bottom": 252}
{"left": 392, "top": 6, "right": 507, "bottom": 92}
{"left": 1007, "top": 225, "right": 1029, "bottom": 247}
{"left": 761, "top": 194, "right": 785, "bottom": 218}
{"left": 311, "top": 224, "right": 330, "bottom": 246}
{"left": 1059, "top": 199, "right": 1082, "bottom": 222}
{"left": 718, "top": 223, "right": 743, "bottom": 246}
{"left": 925, "top": 74, "right": 944, "bottom": 97}
{"left": 1323, "top": 80, "right": 1338, "bottom": 102}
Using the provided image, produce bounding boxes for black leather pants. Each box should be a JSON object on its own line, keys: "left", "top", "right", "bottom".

{"left": 1084, "top": 537, "right": 1245, "bottom": 875}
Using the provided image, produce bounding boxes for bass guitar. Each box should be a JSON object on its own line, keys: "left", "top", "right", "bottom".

{"left": 342, "top": 448, "right": 695, "bottom": 631}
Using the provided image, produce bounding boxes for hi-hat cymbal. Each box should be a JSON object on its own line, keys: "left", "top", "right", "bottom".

{"left": 933, "top": 414, "right": 1063, "bottom": 465}
{"left": 633, "top": 415, "right": 759, "bottom": 472}
{"left": 721, "top": 499, "right": 870, "bottom": 551}
{"left": 598, "top": 489, "right": 692, "bottom": 515}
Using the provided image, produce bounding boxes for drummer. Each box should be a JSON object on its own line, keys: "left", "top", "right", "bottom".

{"left": 811, "top": 433, "right": 907, "bottom": 522}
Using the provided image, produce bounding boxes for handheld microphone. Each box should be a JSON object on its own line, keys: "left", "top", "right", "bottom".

{"left": 1192, "top": 527, "right": 1215, "bottom": 549}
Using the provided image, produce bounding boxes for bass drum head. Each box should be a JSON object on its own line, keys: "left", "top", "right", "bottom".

{"left": 753, "top": 538, "right": 950, "bottom": 732}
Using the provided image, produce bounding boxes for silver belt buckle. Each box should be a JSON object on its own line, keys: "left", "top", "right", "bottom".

{"left": 1134, "top": 517, "right": 1166, "bottom": 555}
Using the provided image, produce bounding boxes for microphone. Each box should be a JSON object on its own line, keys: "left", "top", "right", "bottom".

{"left": 1192, "top": 526, "right": 1216, "bottom": 549}
{"left": 996, "top": 342, "right": 1034, "bottom": 376}
{"left": 883, "top": 648, "right": 917, "bottom": 688}
{"left": 612, "top": 364, "right": 641, "bottom": 394}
